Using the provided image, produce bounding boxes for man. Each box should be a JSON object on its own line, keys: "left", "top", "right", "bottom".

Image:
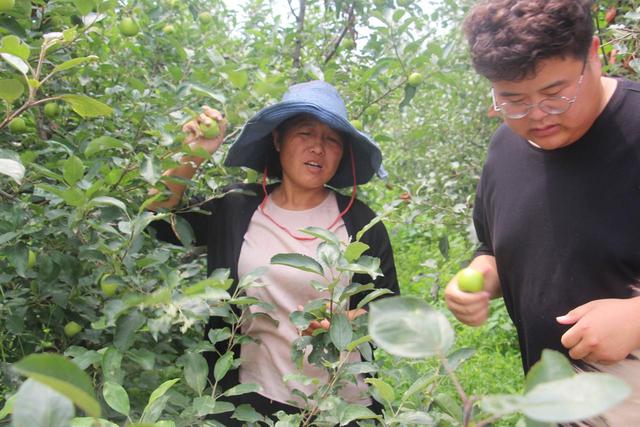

{"left": 444, "top": 1, "right": 640, "bottom": 425}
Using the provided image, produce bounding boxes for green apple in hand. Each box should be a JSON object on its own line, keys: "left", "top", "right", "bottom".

{"left": 199, "top": 121, "right": 220, "bottom": 139}
{"left": 457, "top": 267, "right": 484, "bottom": 293}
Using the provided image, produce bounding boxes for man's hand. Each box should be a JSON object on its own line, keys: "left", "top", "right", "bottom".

{"left": 444, "top": 255, "right": 501, "bottom": 326}
{"left": 557, "top": 297, "right": 640, "bottom": 364}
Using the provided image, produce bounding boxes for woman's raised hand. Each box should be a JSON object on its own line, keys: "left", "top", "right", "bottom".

{"left": 181, "top": 106, "right": 228, "bottom": 155}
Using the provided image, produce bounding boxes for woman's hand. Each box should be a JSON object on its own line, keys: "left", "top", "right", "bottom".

{"left": 181, "top": 106, "right": 227, "bottom": 156}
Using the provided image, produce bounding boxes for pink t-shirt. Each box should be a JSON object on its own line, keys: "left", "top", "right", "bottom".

{"left": 237, "top": 191, "right": 371, "bottom": 407}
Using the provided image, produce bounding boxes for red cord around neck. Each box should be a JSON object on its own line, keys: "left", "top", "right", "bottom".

{"left": 259, "top": 144, "right": 357, "bottom": 241}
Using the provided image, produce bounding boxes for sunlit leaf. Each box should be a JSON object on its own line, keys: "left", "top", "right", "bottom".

{"left": 12, "top": 379, "right": 74, "bottom": 427}
{"left": 271, "top": 253, "right": 324, "bottom": 276}
{"left": 102, "top": 381, "right": 130, "bottom": 416}
{"left": 60, "top": 94, "right": 113, "bottom": 118}
{"left": 0, "top": 78, "right": 23, "bottom": 102}
{"left": 12, "top": 354, "right": 100, "bottom": 417}
{"left": 369, "top": 296, "right": 454, "bottom": 358}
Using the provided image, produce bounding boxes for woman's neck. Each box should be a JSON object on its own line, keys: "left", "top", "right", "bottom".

{"left": 270, "top": 183, "right": 329, "bottom": 211}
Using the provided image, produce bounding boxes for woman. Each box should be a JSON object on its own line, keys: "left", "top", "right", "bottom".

{"left": 149, "top": 80, "right": 398, "bottom": 424}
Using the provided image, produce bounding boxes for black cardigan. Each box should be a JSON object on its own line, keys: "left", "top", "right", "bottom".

{"left": 151, "top": 182, "right": 399, "bottom": 388}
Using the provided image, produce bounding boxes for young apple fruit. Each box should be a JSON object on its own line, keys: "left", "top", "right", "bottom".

{"left": 457, "top": 268, "right": 484, "bottom": 293}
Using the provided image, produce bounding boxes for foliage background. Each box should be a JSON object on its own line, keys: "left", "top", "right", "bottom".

{"left": 1, "top": 0, "right": 638, "bottom": 425}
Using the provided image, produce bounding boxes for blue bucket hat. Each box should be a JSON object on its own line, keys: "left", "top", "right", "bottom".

{"left": 224, "top": 80, "right": 383, "bottom": 188}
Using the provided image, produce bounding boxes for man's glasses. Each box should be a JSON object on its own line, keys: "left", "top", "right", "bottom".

{"left": 491, "top": 61, "right": 586, "bottom": 120}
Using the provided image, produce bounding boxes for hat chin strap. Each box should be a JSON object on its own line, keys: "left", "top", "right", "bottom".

{"left": 259, "top": 144, "right": 357, "bottom": 241}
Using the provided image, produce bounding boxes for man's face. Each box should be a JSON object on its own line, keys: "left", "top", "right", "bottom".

{"left": 491, "top": 41, "right": 604, "bottom": 150}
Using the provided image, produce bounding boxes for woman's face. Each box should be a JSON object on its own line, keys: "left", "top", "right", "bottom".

{"left": 273, "top": 116, "right": 344, "bottom": 192}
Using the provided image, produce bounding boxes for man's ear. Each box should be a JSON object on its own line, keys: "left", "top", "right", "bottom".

{"left": 272, "top": 130, "right": 280, "bottom": 152}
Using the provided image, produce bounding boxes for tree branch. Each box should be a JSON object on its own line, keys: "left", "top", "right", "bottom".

{"left": 323, "top": 2, "right": 356, "bottom": 65}
{"left": 293, "top": 0, "right": 306, "bottom": 70}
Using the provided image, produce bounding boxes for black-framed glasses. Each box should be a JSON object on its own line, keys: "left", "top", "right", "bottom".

{"left": 491, "top": 61, "right": 587, "bottom": 120}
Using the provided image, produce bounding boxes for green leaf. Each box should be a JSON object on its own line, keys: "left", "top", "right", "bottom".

{"left": 346, "top": 335, "right": 372, "bottom": 352}
{"left": 146, "top": 378, "right": 180, "bottom": 407}
{"left": 214, "top": 351, "right": 234, "bottom": 382}
{"left": 183, "top": 352, "right": 208, "bottom": 395}
{"left": 399, "top": 83, "right": 417, "bottom": 109}
{"left": 102, "top": 381, "right": 130, "bottom": 416}
{"left": 226, "top": 69, "right": 248, "bottom": 89}
{"left": 89, "top": 196, "right": 128, "bottom": 214}
{"left": 1, "top": 53, "right": 28, "bottom": 74}
{"left": 0, "top": 78, "right": 23, "bottom": 102}
{"left": 70, "top": 417, "right": 119, "bottom": 427}
{"left": 140, "top": 155, "right": 162, "bottom": 185}
{"left": 271, "top": 253, "right": 324, "bottom": 276}
{"left": 402, "top": 373, "right": 437, "bottom": 400}
{"left": 433, "top": 393, "right": 463, "bottom": 422}
{"left": 232, "top": 403, "right": 263, "bottom": 423}
{"left": 365, "top": 378, "right": 395, "bottom": 404}
{"left": 339, "top": 404, "right": 378, "bottom": 425}
{"left": 521, "top": 373, "right": 631, "bottom": 423}
{"left": 62, "top": 155, "right": 85, "bottom": 186}
{"left": 344, "top": 241, "right": 369, "bottom": 262}
{"left": 102, "top": 347, "right": 123, "bottom": 384}
{"left": 12, "top": 379, "right": 74, "bottom": 427}
{"left": 0, "top": 35, "right": 30, "bottom": 60}
{"left": 439, "top": 347, "right": 476, "bottom": 375}
{"left": 191, "top": 396, "right": 235, "bottom": 416}
{"left": 223, "top": 383, "right": 262, "bottom": 397}
{"left": 114, "top": 311, "right": 146, "bottom": 352}
{"left": 0, "top": 157, "right": 25, "bottom": 184}
{"left": 84, "top": 136, "right": 129, "bottom": 157}
{"left": 329, "top": 313, "right": 352, "bottom": 351}
{"left": 356, "top": 288, "right": 394, "bottom": 309}
{"left": 72, "top": 0, "right": 95, "bottom": 16}
{"left": 369, "top": 296, "right": 454, "bottom": 358}
{"left": 12, "top": 354, "right": 100, "bottom": 417}
{"left": 339, "top": 255, "right": 382, "bottom": 279}
{"left": 524, "top": 349, "right": 575, "bottom": 393}
{"left": 300, "top": 226, "right": 340, "bottom": 244}
{"left": 0, "top": 394, "right": 15, "bottom": 420}
{"left": 172, "top": 215, "right": 194, "bottom": 247}
{"left": 60, "top": 94, "right": 113, "bottom": 118}
{"left": 53, "top": 55, "right": 98, "bottom": 73}
{"left": 317, "top": 241, "right": 341, "bottom": 269}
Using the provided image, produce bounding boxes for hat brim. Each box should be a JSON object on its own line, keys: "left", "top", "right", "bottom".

{"left": 224, "top": 101, "right": 382, "bottom": 188}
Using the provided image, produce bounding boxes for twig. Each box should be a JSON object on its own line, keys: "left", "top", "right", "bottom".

{"left": 323, "top": 2, "right": 355, "bottom": 65}
{"left": 293, "top": 0, "right": 307, "bottom": 70}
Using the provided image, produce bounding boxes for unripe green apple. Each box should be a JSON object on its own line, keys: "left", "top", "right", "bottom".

{"left": 44, "top": 102, "right": 60, "bottom": 118}
{"left": 199, "top": 121, "right": 220, "bottom": 139}
{"left": 351, "top": 119, "right": 363, "bottom": 131}
{"left": 162, "top": 24, "right": 175, "bottom": 34}
{"left": 8, "top": 117, "right": 26, "bottom": 133}
{"left": 28, "top": 250, "right": 37, "bottom": 269}
{"left": 408, "top": 72, "right": 423, "bottom": 86}
{"left": 64, "top": 321, "right": 82, "bottom": 337}
{"left": 100, "top": 274, "right": 124, "bottom": 297}
{"left": 198, "top": 12, "right": 213, "bottom": 25}
{"left": 119, "top": 17, "right": 139, "bottom": 37}
{"left": 0, "top": 0, "right": 15, "bottom": 12}
{"left": 457, "top": 268, "right": 484, "bottom": 293}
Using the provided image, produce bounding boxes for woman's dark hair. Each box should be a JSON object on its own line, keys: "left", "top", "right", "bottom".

{"left": 464, "top": 0, "right": 594, "bottom": 81}
{"left": 263, "top": 114, "right": 349, "bottom": 182}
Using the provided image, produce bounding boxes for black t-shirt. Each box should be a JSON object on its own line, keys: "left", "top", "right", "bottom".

{"left": 474, "top": 78, "right": 640, "bottom": 372}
